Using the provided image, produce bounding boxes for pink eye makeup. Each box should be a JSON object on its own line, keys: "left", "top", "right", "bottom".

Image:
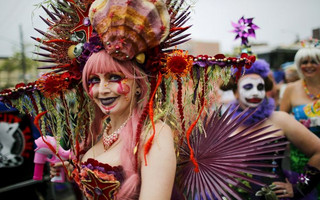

{"left": 88, "top": 75, "right": 100, "bottom": 85}
{"left": 86, "top": 72, "right": 131, "bottom": 96}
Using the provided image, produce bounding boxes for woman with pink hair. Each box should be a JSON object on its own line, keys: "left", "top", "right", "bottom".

{"left": 75, "top": 50, "right": 175, "bottom": 199}
{"left": 80, "top": 50, "right": 176, "bottom": 199}
{"left": 0, "top": 1, "right": 296, "bottom": 199}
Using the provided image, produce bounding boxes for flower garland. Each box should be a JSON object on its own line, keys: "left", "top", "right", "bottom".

{"left": 229, "top": 98, "right": 275, "bottom": 126}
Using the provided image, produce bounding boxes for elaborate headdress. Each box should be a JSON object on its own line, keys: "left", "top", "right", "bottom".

{"left": 0, "top": 1, "right": 288, "bottom": 199}
{"left": 0, "top": 0, "right": 255, "bottom": 156}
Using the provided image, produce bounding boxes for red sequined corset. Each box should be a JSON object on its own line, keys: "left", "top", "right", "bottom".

{"left": 72, "top": 158, "right": 124, "bottom": 200}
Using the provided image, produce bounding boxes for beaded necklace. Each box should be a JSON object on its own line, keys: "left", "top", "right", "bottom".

{"left": 302, "top": 80, "right": 320, "bottom": 100}
{"left": 103, "top": 116, "right": 131, "bottom": 151}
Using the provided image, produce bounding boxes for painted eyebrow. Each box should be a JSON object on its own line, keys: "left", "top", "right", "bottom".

{"left": 243, "top": 83, "right": 253, "bottom": 88}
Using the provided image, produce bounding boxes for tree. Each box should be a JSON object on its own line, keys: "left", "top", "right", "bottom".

{"left": 0, "top": 52, "right": 39, "bottom": 89}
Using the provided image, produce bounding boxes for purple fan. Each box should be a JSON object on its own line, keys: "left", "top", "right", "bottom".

{"left": 177, "top": 106, "right": 288, "bottom": 200}
{"left": 231, "top": 16, "right": 259, "bottom": 46}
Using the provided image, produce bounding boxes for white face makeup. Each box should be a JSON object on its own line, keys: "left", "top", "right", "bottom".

{"left": 238, "top": 75, "right": 266, "bottom": 108}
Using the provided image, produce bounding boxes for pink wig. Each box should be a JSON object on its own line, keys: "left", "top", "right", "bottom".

{"left": 82, "top": 50, "right": 149, "bottom": 198}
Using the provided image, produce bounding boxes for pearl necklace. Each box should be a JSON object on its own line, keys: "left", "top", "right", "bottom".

{"left": 302, "top": 80, "right": 320, "bottom": 100}
{"left": 102, "top": 116, "right": 131, "bottom": 151}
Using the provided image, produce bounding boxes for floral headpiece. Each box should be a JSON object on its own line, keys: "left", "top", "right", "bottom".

{"left": 300, "top": 37, "right": 320, "bottom": 48}
{"left": 230, "top": 16, "right": 260, "bottom": 79}
{"left": 231, "top": 16, "right": 259, "bottom": 56}
{"left": 231, "top": 16, "right": 259, "bottom": 47}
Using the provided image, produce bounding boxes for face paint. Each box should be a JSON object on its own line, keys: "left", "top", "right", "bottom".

{"left": 88, "top": 74, "right": 100, "bottom": 98}
{"left": 87, "top": 72, "right": 136, "bottom": 116}
{"left": 88, "top": 84, "right": 94, "bottom": 98}
{"left": 100, "top": 104, "right": 117, "bottom": 112}
{"left": 238, "top": 75, "right": 266, "bottom": 108}
{"left": 116, "top": 79, "right": 130, "bottom": 95}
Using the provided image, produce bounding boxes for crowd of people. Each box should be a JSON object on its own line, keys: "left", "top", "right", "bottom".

{"left": 0, "top": 0, "right": 320, "bottom": 200}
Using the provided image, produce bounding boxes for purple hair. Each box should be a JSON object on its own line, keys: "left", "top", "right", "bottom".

{"left": 243, "top": 59, "right": 270, "bottom": 78}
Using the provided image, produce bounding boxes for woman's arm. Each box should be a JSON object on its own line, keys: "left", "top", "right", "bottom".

{"left": 271, "top": 111, "right": 320, "bottom": 198}
{"left": 275, "top": 111, "right": 320, "bottom": 167}
{"left": 139, "top": 122, "right": 177, "bottom": 200}
{"left": 279, "top": 83, "right": 293, "bottom": 113}
{"left": 279, "top": 112, "right": 320, "bottom": 166}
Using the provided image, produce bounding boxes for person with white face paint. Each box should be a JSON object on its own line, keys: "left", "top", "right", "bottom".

{"left": 220, "top": 59, "right": 320, "bottom": 199}
{"left": 238, "top": 74, "right": 266, "bottom": 108}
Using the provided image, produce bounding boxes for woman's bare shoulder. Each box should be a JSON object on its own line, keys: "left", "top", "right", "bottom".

{"left": 270, "top": 111, "right": 293, "bottom": 121}
{"left": 155, "top": 121, "right": 172, "bottom": 132}
{"left": 143, "top": 121, "right": 173, "bottom": 142}
{"left": 270, "top": 111, "right": 304, "bottom": 135}
{"left": 285, "top": 80, "right": 301, "bottom": 91}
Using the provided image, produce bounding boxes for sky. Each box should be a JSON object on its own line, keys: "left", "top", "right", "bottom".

{"left": 0, "top": 0, "right": 320, "bottom": 57}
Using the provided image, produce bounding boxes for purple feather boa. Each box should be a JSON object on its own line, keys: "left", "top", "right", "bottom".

{"left": 229, "top": 98, "right": 275, "bottom": 126}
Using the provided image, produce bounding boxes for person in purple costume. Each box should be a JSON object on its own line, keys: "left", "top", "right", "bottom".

{"left": 221, "top": 59, "right": 320, "bottom": 199}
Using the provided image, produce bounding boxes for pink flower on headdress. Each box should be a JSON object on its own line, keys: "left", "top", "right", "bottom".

{"left": 232, "top": 16, "right": 259, "bottom": 46}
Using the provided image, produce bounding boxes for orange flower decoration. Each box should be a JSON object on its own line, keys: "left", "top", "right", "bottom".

{"left": 164, "top": 49, "right": 193, "bottom": 79}
{"left": 36, "top": 70, "right": 80, "bottom": 98}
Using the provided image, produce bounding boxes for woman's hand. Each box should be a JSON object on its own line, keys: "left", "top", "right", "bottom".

{"left": 272, "top": 178, "right": 294, "bottom": 198}
{"left": 49, "top": 161, "right": 73, "bottom": 179}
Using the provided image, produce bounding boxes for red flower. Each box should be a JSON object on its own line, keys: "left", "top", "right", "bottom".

{"left": 241, "top": 53, "right": 256, "bottom": 69}
{"left": 15, "top": 83, "right": 26, "bottom": 89}
{"left": 164, "top": 49, "right": 193, "bottom": 79}
{"left": 214, "top": 54, "right": 226, "bottom": 60}
{"left": 168, "top": 56, "right": 188, "bottom": 74}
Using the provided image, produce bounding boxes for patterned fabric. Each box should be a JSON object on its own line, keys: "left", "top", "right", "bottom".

{"left": 292, "top": 104, "right": 320, "bottom": 133}
{"left": 291, "top": 104, "right": 320, "bottom": 172}
{"left": 289, "top": 104, "right": 320, "bottom": 200}
{"left": 72, "top": 158, "right": 124, "bottom": 200}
